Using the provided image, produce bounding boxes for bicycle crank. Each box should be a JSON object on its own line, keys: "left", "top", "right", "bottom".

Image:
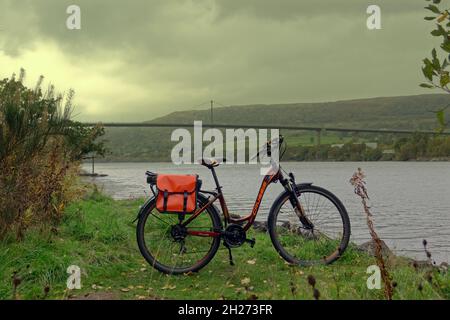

{"left": 223, "top": 224, "right": 247, "bottom": 248}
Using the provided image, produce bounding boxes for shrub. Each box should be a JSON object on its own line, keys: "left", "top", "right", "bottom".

{"left": 0, "top": 69, "right": 104, "bottom": 240}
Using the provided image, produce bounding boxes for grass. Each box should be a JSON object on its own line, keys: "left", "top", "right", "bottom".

{"left": 0, "top": 190, "right": 448, "bottom": 300}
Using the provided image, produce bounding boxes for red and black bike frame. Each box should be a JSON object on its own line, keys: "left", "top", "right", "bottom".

{"left": 183, "top": 165, "right": 306, "bottom": 238}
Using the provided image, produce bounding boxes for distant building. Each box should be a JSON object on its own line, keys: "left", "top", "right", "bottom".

{"left": 331, "top": 142, "right": 378, "bottom": 149}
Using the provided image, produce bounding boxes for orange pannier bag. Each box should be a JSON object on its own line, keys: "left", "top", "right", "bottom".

{"left": 155, "top": 174, "right": 198, "bottom": 214}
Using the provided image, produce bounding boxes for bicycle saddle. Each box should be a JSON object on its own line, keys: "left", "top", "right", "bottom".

{"left": 198, "top": 157, "right": 226, "bottom": 168}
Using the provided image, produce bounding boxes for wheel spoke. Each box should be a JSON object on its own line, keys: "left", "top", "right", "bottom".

{"left": 149, "top": 212, "right": 172, "bottom": 226}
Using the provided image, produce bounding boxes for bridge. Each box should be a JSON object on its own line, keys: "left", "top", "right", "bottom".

{"left": 82, "top": 121, "right": 450, "bottom": 146}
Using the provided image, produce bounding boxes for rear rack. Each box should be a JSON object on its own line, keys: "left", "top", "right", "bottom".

{"left": 145, "top": 171, "right": 203, "bottom": 192}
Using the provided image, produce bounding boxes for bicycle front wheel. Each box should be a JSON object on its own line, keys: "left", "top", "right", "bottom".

{"left": 136, "top": 197, "right": 222, "bottom": 274}
{"left": 268, "top": 184, "right": 351, "bottom": 266}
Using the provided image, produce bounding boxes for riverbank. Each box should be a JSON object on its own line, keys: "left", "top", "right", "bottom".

{"left": 0, "top": 190, "right": 448, "bottom": 300}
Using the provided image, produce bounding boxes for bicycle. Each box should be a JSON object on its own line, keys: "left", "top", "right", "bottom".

{"left": 135, "top": 135, "right": 351, "bottom": 274}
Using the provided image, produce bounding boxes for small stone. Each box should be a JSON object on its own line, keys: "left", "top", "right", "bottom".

{"left": 356, "top": 239, "right": 393, "bottom": 257}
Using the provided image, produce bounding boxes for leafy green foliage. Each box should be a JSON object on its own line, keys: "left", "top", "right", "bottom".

{"left": 421, "top": 0, "right": 450, "bottom": 131}
{"left": 0, "top": 70, "right": 106, "bottom": 239}
{"left": 393, "top": 132, "right": 450, "bottom": 160}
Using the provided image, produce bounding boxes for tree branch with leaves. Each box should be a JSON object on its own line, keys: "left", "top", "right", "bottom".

{"left": 420, "top": 0, "right": 450, "bottom": 131}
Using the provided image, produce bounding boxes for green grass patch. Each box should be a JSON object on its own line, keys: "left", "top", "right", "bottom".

{"left": 0, "top": 194, "right": 448, "bottom": 300}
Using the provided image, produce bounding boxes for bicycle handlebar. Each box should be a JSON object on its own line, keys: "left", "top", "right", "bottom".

{"left": 251, "top": 135, "right": 284, "bottom": 160}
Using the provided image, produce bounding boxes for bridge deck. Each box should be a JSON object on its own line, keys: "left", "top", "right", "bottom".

{"left": 82, "top": 122, "right": 450, "bottom": 135}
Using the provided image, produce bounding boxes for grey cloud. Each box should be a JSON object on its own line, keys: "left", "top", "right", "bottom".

{"left": 0, "top": 0, "right": 440, "bottom": 121}
{"left": 213, "top": 0, "right": 421, "bottom": 21}
{"left": 1, "top": 0, "right": 426, "bottom": 58}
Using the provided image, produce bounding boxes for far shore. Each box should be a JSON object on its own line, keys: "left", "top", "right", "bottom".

{"left": 82, "top": 159, "right": 450, "bottom": 165}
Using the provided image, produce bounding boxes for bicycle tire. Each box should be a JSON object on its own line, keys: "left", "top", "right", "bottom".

{"left": 137, "top": 194, "right": 222, "bottom": 274}
{"left": 268, "top": 184, "right": 351, "bottom": 266}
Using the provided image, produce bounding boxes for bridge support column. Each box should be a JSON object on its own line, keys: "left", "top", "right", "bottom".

{"left": 316, "top": 129, "right": 321, "bottom": 146}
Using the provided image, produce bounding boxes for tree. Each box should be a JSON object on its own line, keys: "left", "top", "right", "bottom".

{"left": 420, "top": 0, "right": 450, "bottom": 132}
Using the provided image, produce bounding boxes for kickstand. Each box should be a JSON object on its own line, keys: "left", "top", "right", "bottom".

{"left": 224, "top": 243, "right": 234, "bottom": 266}
{"left": 179, "top": 241, "right": 187, "bottom": 255}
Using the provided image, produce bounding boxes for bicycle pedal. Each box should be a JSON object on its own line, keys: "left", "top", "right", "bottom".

{"left": 245, "top": 238, "right": 256, "bottom": 248}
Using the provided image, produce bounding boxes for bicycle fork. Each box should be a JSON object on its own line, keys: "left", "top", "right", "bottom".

{"left": 286, "top": 173, "right": 314, "bottom": 230}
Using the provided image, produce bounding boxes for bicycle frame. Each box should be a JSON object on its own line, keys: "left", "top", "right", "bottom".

{"left": 182, "top": 165, "right": 290, "bottom": 237}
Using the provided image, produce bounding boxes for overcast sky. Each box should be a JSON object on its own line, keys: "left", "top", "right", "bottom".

{"left": 0, "top": 0, "right": 443, "bottom": 121}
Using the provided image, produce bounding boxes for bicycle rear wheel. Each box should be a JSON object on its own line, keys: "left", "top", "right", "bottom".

{"left": 136, "top": 196, "right": 222, "bottom": 274}
{"left": 268, "top": 184, "right": 350, "bottom": 266}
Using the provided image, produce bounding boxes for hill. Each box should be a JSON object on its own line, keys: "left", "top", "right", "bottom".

{"left": 99, "top": 94, "right": 450, "bottom": 161}
{"left": 150, "top": 94, "right": 449, "bottom": 129}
